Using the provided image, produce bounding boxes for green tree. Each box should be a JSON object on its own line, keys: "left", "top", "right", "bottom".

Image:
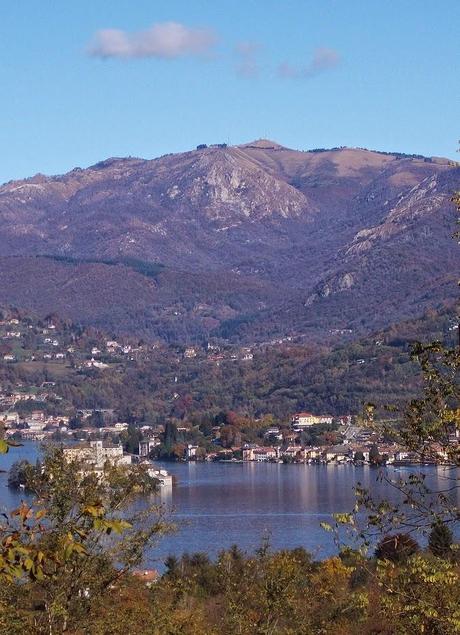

{"left": 368, "top": 444, "right": 381, "bottom": 465}
{"left": 121, "top": 424, "right": 142, "bottom": 454}
{"left": 7, "top": 459, "right": 37, "bottom": 490}
{"left": 163, "top": 421, "right": 178, "bottom": 449}
{"left": 0, "top": 447, "right": 168, "bottom": 633}
{"left": 429, "top": 520, "right": 453, "bottom": 558}
{"left": 219, "top": 424, "right": 242, "bottom": 448}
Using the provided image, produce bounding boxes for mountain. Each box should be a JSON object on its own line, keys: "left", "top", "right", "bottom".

{"left": 0, "top": 140, "right": 458, "bottom": 342}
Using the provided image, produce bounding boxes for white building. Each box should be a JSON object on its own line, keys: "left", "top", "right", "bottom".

{"left": 138, "top": 460, "right": 173, "bottom": 486}
{"left": 62, "top": 440, "right": 125, "bottom": 469}
{"left": 291, "top": 412, "right": 333, "bottom": 429}
{"left": 242, "top": 446, "right": 279, "bottom": 462}
{"left": 186, "top": 444, "right": 199, "bottom": 460}
{"left": 139, "top": 439, "right": 159, "bottom": 457}
{"left": 324, "top": 445, "right": 352, "bottom": 463}
{"left": 85, "top": 358, "right": 109, "bottom": 369}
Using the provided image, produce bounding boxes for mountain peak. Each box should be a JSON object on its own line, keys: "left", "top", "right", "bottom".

{"left": 239, "top": 139, "right": 288, "bottom": 150}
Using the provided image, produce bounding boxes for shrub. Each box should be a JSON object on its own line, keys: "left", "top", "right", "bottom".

{"left": 375, "top": 533, "right": 419, "bottom": 563}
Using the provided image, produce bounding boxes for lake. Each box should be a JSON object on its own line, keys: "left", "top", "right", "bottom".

{"left": 1, "top": 443, "right": 458, "bottom": 570}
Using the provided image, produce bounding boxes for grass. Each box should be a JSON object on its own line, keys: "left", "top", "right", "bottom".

{"left": 15, "top": 361, "right": 76, "bottom": 379}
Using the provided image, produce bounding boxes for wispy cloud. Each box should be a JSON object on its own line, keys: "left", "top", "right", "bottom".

{"left": 277, "top": 62, "right": 298, "bottom": 79}
{"left": 88, "top": 21, "right": 217, "bottom": 59}
{"left": 235, "top": 41, "right": 261, "bottom": 78}
{"left": 306, "top": 47, "right": 341, "bottom": 76}
{"left": 278, "top": 47, "right": 341, "bottom": 79}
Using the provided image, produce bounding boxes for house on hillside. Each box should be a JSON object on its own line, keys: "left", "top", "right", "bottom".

{"left": 85, "top": 358, "right": 109, "bottom": 369}
{"left": 264, "top": 427, "right": 283, "bottom": 442}
{"left": 291, "top": 412, "right": 333, "bottom": 429}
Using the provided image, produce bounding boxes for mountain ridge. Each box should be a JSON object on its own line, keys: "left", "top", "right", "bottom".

{"left": 0, "top": 140, "right": 457, "bottom": 343}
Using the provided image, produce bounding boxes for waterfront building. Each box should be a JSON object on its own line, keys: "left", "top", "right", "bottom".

{"left": 242, "top": 446, "right": 279, "bottom": 462}
{"left": 139, "top": 439, "right": 159, "bottom": 457}
{"left": 62, "top": 440, "right": 127, "bottom": 468}
{"left": 185, "top": 444, "right": 199, "bottom": 460}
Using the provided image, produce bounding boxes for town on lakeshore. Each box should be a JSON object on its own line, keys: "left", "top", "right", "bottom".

{"left": 1, "top": 310, "right": 458, "bottom": 468}
{"left": 2, "top": 2, "right": 460, "bottom": 632}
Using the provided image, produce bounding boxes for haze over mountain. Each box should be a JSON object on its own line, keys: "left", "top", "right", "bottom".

{"left": 0, "top": 140, "right": 458, "bottom": 343}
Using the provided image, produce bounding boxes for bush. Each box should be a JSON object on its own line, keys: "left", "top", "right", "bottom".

{"left": 375, "top": 533, "right": 419, "bottom": 563}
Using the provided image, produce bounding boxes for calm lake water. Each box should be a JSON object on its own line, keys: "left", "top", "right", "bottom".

{"left": 1, "top": 443, "right": 458, "bottom": 570}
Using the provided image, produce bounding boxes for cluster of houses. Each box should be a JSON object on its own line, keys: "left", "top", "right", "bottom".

{"left": 0, "top": 314, "right": 152, "bottom": 367}
{"left": 1, "top": 313, "right": 457, "bottom": 470}
{"left": 241, "top": 443, "right": 376, "bottom": 464}
{"left": 183, "top": 343, "right": 254, "bottom": 365}
{"left": 238, "top": 411, "right": 460, "bottom": 465}
{"left": 0, "top": 313, "right": 257, "bottom": 371}
{"left": 240, "top": 441, "right": 456, "bottom": 465}
{"left": 242, "top": 411, "right": 363, "bottom": 464}
{"left": 0, "top": 384, "right": 59, "bottom": 409}
{"left": 0, "top": 383, "right": 69, "bottom": 440}
{"left": 0, "top": 402, "right": 132, "bottom": 442}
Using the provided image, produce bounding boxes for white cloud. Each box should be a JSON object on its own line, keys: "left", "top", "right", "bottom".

{"left": 88, "top": 21, "right": 217, "bottom": 59}
{"left": 278, "top": 47, "right": 341, "bottom": 79}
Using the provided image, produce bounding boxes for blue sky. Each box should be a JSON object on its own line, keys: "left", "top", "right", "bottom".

{"left": 1, "top": 1, "right": 459, "bottom": 183}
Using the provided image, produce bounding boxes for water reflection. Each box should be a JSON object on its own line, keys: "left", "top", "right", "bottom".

{"left": 1, "top": 444, "right": 459, "bottom": 569}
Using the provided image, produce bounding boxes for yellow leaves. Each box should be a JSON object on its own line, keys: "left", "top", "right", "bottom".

{"left": 312, "top": 556, "right": 351, "bottom": 595}
{"left": 62, "top": 536, "right": 86, "bottom": 561}
{"left": 439, "top": 406, "right": 460, "bottom": 428}
{"left": 83, "top": 504, "right": 105, "bottom": 518}
{"left": 0, "top": 437, "right": 22, "bottom": 453}
{"left": 11, "top": 502, "right": 33, "bottom": 524}
{"left": 1, "top": 535, "right": 47, "bottom": 582}
{"left": 35, "top": 509, "right": 46, "bottom": 521}
{"left": 93, "top": 518, "right": 132, "bottom": 535}
{"left": 321, "top": 556, "right": 350, "bottom": 578}
{"left": 375, "top": 554, "right": 460, "bottom": 634}
{"left": 333, "top": 512, "right": 354, "bottom": 526}
{"left": 82, "top": 503, "right": 131, "bottom": 534}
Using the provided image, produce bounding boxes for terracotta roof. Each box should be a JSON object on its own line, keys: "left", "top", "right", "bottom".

{"left": 133, "top": 569, "right": 159, "bottom": 584}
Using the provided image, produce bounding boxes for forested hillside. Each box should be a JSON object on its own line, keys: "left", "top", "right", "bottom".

{"left": 0, "top": 303, "right": 456, "bottom": 423}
